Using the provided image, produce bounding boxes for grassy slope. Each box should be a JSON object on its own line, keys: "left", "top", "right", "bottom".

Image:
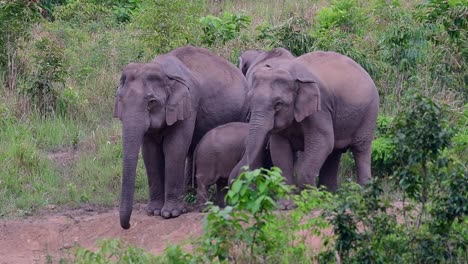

{"left": 0, "top": 0, "right": 465, "bottom": 217}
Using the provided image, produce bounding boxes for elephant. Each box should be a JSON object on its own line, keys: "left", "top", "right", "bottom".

{"left": 114, "top": 46, "right": 249, "bottom": 229}
{"left": 194, "top": 122, "right": 272, "bottom": 209}
{"left": 236, "top": 48, "right": 379, "bottom": 193}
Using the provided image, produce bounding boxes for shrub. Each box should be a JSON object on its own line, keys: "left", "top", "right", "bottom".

{"left": 21, "top": 36, "right": 67, "bottom": 115}
{"left": 391, "top": 91, "right": 453, "bottom": 199}
{"left": 371, "top": 137, "right": 396, "bottom": 177}
{"left": 54, "top": 0, "right": 114, "bottom": 26}
{"left": 378, "top": 10, "right": 428, "bottom": 74}
{"left": 314, "top": 0, "right": 367, "bottom": 35}
{"left": 416, "top": 0, "right": 468, "bottom": 42}
{"left": 256, "top": 15, "right": 313, "bottom": 56}
{"left": 111, "top": 0, "right": 142, "bottom": 23}
{"left": 371, "top": 115, "right": 397, "bottom": 177}
{"left": 131, "top": 0, "right": 205, "bottom": 54}
{"left": 0, "top": 0, "right": 40, "bottom": 89}
{"left": 200, "top": 12, "right": 251, "bottom": 46}
{"left": 159, "top": 168, "right": 332, "bottom": 263}
{"left": 198, "top": 168, "right": 292, "bottom": 262}
{"left": 322, "top": 92, "right": 466, "bottom": 263}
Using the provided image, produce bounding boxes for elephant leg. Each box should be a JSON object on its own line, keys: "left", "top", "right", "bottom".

{"left": 270, "top": 135, "right": 297, "bottom": 210}
{"left": 184, "top": 152, "right": 194, "bottom": 189}
{"left": 318, "top": 150, "right": 342, "bottom": 192}
{"left": 297, "top": 114, "right": 334, "bottom": 190}
{"left": 228, "top": 156, "right": 247, "bottom": 184}
{"left": 216, "top": 178, "right": 228, "bottom": 207}
{"left": 196, "top": 180, "right": 209, "bottom": 211}
{"left": 142, "top": 134, "right": 165, "bottom": 216}
{"left": 351, "top": 141, "right": 372, "bottom": 186}
{"left": 161, "top": 118, "right": 195, "bottom": 219}
{"left": 270, "top": 134, "right": 294, "bottom": 185}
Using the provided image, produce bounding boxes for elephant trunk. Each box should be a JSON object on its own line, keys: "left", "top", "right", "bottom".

{"left": 120, "top": 121, "right": 146, "bottom": 229}
{"left": 246, "top": 110, "right": 274, "bottom": 170}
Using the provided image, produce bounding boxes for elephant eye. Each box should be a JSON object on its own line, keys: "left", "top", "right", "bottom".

{"left": 147, "top": 99, "right": 159, "bottom": 110}
{"left": 274, "top": 101, "right": 283, "bottom": 112}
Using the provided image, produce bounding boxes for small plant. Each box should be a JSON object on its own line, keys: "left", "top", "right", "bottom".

{"left": 22, "top": 37, "right": 67, "bottom": 115}
{"left": 111, "top": 0, "right": 142, "bottom": 23}
{"left": 131, "top": 0, "right": 204, "bottom": 54}
{"left": 168, "top": 168, "right": 332, "bottom": 263}
{"left": 371, "top": 114, "right": 397, "bottom": 177}
{"left": 74, "top": 239, "right": 158, "bottom": 263}
{"left": 256, "top": 15, "right": 313, "bottom": 56}
{"left": 200, "top": 12, "right": 251, "bottom": 46}
{"left": 197, "top": 168, "right": 291, "bottom": 262}
{"left": 314, "top": 0, "right": 367, "bottom": 35}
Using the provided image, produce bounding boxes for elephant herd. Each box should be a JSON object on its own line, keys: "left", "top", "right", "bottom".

{"left": 113, "top": 46, "right": 379, "bottom": 230}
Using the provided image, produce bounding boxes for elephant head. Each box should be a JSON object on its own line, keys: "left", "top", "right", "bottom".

{"left": 238, "top": 49, "right": 264, "bottom": 75}
{"left": 114, "top": 56, "right": 196, "bottom": 229}
{"left": 245, "top": 61, "right": 321, "bottom": 168}
{"left": 238, "top": 48, "right": 295, "bottom": 79}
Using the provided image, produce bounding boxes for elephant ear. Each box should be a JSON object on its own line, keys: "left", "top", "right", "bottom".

{"left": 238, "top": 56, "right": 247, "bottom": 75}
{"left": 291, "top": 64, "right": 321, "bottom": 122}
{"left": 158, "top": 56, "right": 195, "bottom": 126}
{"left": 238, "top": 49, "right": 264, "bottom": 76}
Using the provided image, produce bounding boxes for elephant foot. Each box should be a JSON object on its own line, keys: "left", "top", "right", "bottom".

{"left": 146, "top": 200, "right": 164, "bottom": 216}
{"left": 160, "top": 201, "right": 187, "bottom": 219}
{"left": 277, "top": 198, "right": 297, "bottom": 210}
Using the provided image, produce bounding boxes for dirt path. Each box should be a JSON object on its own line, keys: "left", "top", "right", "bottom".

{"left": 0, "top": 205, "right": 205, "bottom": 264}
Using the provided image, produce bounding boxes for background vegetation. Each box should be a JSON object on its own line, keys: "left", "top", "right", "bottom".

{"left": 0, "top": 0, "right": 466, "bottom": 262}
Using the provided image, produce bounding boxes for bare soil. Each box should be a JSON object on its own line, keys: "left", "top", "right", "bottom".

{"left": 0, "top": 205, "right": 205, "bottom": 264}
{"left": 0, "top": 205, "right": 329, "bottom": 264}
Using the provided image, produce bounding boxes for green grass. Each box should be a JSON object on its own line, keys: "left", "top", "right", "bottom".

{"left": 0, "top": 117, "right": 66, "bottom": 216}
{"left": 0, "top": 113, "right": 148, "bottom": 217}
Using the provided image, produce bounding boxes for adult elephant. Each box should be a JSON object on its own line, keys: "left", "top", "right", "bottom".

{"left": 114, "top": 46, "right": 248, "bottom": 229}
{"left": 236, "top": 48, "right": 379, "bottom": 195}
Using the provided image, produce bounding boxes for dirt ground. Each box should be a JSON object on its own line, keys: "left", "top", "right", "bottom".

{"left": 0, "top": 205, "right": 330, "bottom": 264}
{"left": 0, "top": 205, "right": 205, "bottom": 264}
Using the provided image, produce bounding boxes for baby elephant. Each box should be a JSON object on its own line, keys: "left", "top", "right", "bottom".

{"left": 193, "top": 122, "right": 271, "bottom": 209}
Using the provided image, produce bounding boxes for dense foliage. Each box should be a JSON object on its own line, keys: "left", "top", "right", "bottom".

{"left": 0, "top": 0, "right": 467, "bottom": 262}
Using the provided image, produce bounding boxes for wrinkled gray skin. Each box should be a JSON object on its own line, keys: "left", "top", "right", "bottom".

{"left": 194, "top": 122, "right": 272, "bottom": 209}
{"left": 114, "top": 46, "right": 248, "bottom": 229}
{"left": 236, "top": 48, "right": 379, "bottom": 194}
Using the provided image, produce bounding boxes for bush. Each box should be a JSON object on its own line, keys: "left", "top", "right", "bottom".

{"left": 322, "top": 92, "right": 466, "bottom": 263}
{"left": 0, "top": 0, "right": 40, "bottom": 89}
{"left": 160, "top": 168, "right": 332, "bottom": 263}
{"left": 131, "top": 0, "right": 205, "bottom": 54}
{"left": 54, "top": 0, "right": 114, "bottom": 26}
{"left": 378, "top": 10, "right": 428, "bottom": 75}
{"left": 21, "top": 36, "right": 67, "bottom": 115}
{"left": 111, "top": 0, "right": 142, "bottom": 23}
{"left": 314, "top": 0, "right": 367, "bottom": 35}
{"left": 256, "top": 15, "right": 313, "bottom": 56}
{"left": 200, "top": 12, "right": 251, "bottom": 46}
